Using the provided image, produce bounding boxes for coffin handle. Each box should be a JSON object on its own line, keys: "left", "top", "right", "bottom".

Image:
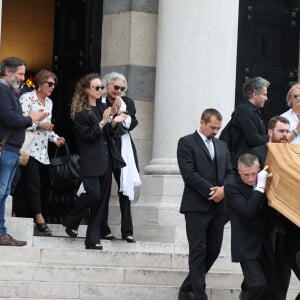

{"left": 263, "top": 165, "right": 273, "bottom": 178}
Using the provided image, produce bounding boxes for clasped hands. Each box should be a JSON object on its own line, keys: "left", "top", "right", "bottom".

{"left": 208, "top": 186, "right": 224, "bottom": 202}
{"left": 103, "top": 107, "right": 127, "bottom": 126}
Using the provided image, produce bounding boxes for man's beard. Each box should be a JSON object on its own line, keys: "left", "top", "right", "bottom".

{"left": 7, "top": 74, "right": 21, "bottom": 89}
{"left": 272, "top": 137, "right": 288, "bottom": 143}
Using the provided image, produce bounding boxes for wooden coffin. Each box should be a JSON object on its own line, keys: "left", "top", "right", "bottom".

{"left": 265, "top": 143, "right": 300, "bottom": 227}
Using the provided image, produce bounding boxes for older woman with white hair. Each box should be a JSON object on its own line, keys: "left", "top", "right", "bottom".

{"left": 281, "top": 83, "right": 300, "bottom": 143}
{"left": 101, "top": 72, "right": 141, "bottom": 243}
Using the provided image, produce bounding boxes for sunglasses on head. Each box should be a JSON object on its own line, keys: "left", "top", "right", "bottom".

{"left": 92, "top": 85, "right": 104, "bottom": 91}
{"left": 113, "top": 85, "right": 125, "bottom": 92}
{"left": 45, "top": 81, "right": 56, "bottom": 88}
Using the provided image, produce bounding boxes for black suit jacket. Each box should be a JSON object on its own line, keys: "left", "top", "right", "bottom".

{"left": 177, "top": 131, "right": 233, "bottom": 213}
{"left": 73, "top": 101, "right": 124, "bottom": 177}
{"left": 250, "top": 144, "right": 267, "bottom": 167}
{"left": 225, "top": 176, "right": 270, "bottom": 262}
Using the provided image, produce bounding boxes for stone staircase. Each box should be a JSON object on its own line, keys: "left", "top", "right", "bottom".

{"left": 2, "top": 194, "right": 299, "bottom": 299}
{"left": 0, "top": 221, "right": 299, "bottom": 300}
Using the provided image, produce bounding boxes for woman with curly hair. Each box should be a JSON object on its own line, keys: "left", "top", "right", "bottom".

{"left": 63, "top": 73, "right": 127, "bottom": 250}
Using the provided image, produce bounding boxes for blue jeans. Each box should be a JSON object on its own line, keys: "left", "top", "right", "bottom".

{"left": 0, "top": 149, "right": 19, "bottom": 235}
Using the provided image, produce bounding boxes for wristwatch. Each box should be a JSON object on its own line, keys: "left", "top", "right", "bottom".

{"left": 293, "top": 129, "right": 298, "bottom": 136}
{"left": 108, "top": 115, "right": 114, "bottom": 124}
{"left": 99, "top": 120, "right": 105, "bottom": 127}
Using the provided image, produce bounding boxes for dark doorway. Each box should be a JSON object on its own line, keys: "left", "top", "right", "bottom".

{"left": 236, "top": 0, "right": 300, "bottom": 124}
{"left": 45, "top": 0, "right": 103, "bottom": 223}
{"left": 52, "top": 0, "right": 103, "bottom": 153}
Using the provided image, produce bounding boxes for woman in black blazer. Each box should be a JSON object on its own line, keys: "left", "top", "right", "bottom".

{"left": 63, "top": 73, "right": 127, "bottom": 250}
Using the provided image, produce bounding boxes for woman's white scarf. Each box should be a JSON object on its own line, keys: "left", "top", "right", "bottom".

{"left": 100, "top": 97, "right": 141, "bottom": 200}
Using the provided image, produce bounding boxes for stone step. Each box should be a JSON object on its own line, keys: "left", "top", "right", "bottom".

{"left": 33, "top": 223, "right": 232, "bottom": 256}
{"left": 0, "top": 259, "right": 298, "bottom": 290}
{"left": 0, "top": 242, "right": 298, "bottom": 289}
{"left": 0, "top": 262, "right": 237, "bottom": 287}
{"left": 0, "top": 282, "right": 298, "bottom": 300}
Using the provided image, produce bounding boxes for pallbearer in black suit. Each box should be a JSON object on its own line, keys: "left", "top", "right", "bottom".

{"left": 177, "top": 108, "right": 233, "bottom": 300}
{"left": 225, "top": 153, "right": 275, "bottom": 300}
{"left": 251, "top": 116, "right": 298, "bottom": 300}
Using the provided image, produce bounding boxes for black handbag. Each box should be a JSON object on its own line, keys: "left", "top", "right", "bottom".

{"left": 49, "top": 143, "right": 80, "bottom": 187}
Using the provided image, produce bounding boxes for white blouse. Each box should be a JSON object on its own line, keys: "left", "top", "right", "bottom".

{"left": 19, "top": 90, "right": 59, "bottom": 165}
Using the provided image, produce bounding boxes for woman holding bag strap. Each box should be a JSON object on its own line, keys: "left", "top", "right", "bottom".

{"left": 14, "top": 70, "right": 65, "bottom": 235}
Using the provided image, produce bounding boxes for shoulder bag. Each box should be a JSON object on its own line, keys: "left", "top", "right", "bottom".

{"left": 49, "top": 143, "right": 80, "bottom": 187}
{"left": 19, "top": 130, "right": 34, "bottom": 166}
{"left": 19, "top": 102, "right": 34, "bottom": 166}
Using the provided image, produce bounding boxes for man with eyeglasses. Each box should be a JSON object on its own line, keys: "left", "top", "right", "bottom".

{"left": 0, "top": 57, "right": 48, "bottom": 246}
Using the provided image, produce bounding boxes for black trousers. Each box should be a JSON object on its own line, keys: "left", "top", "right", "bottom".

{"left": 13, "top": 157, "right": 49, "bottom": 217}
{"left": 180, "top": 209, "right": 225, "bottom": 300}
{"left": 64, "top": 166, "right": 112, "bottom": 246}
{"left": 240, "top": 245, "right": 277, "bottom": 300}
{"left": 269, "top": 231, "right": 291, "bottom": 300}
{"left": 101, "top": 168, "right": 133, "bottom": 238}
{"left": 285, "top": 219, "right": 300, "bottom": 280}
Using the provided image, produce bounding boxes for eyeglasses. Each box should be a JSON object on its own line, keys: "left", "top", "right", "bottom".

{"left": 274, "top": 129, "right": 290, "bottom": 134}
{"left": 292, "top": 94, "right": 300, "bottom": 99}
{"left": 113, "top": 85, "right": 125, "bottom": 92}
{"left": 92, "top": 85, "right": 104, "bottom": 91}
{"left": 45, "top": 82, "right": 56, "bottom": 88}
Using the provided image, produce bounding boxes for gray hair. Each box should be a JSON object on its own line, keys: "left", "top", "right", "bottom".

{"left": 238, "top": 153, "right": 260, "bottom": 168}
{"left": 0, "top": 57, "right": 26, "bottom": 77}
{"left": 286, "top": 83, "right": 300, "bottom": 107}
{"left": 243, "top": 77, "right": 270, "bottom": 99}
{"left": 101, "top": 72, "right": 127, "bottom": 96}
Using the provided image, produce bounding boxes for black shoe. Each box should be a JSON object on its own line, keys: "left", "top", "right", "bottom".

{"left": 102, "top": 234, "right": 117, "bottom": 240}
{"left": 85, "top": 244, "right": 103, "bottom": 250}
{"left": 123, "top": 236, "right": 136, "bottom": 243}
{"left": 178, "top": 290, "right": 194, "bottom": 300}
{"left": 35, "top": 223, "right": 52, "bottom": 236}
{"left": 65, "top": 227, "right": 78, "bottom": 238}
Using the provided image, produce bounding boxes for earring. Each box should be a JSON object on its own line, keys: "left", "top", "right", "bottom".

{"left": 37, "top": 87, "right": 41, "bottom": 91}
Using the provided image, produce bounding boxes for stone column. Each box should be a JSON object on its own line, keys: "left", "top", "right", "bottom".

{"left": 136, "top": 0, "right": 239, "bottom": 247}
{"left": 145, "top": 0, "right": 239, "bottom": 175}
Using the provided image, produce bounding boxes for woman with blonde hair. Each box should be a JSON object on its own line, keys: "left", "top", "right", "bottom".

{"left": 281, "top": 83, "right": 300, "bottom": 143}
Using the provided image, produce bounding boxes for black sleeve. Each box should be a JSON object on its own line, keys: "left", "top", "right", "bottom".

{"left": 225, "top": 181, "right": 266, "bottom": 220}
{"left": 236, "top": 105, "right": 268, "bottom": 147}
